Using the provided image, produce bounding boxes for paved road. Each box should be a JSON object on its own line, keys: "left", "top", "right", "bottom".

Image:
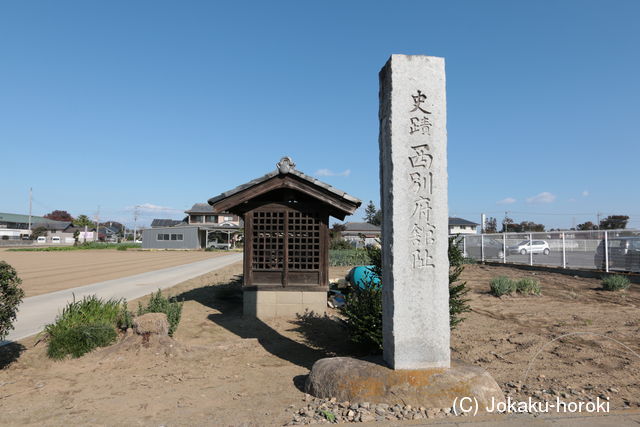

{"left": 1, "top": 252, "right": 242, "bottom": 345}
{"left": 489, "top": 251, "right": 597, "bottom": 269}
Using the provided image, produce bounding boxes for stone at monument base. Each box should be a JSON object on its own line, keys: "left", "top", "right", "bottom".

{"left": 243, "top": 289, "right": 327, "bottom": 319}
{"left": 305, "top": 357, "right": 504, "bottom": 412}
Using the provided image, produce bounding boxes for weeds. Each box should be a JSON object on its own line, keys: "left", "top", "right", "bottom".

{"left": 44, "top": 295, "right": 129, "bottom": 359}
{"left": 516, "top": 278, "right": 541, "bottom": 295}
{"left": 491, "top": 276, "right": 542, "bottom": 296}
{"left": 602, "top": 275, "right": 631, "bottom": 291}
{"left": 329, "top": 249, "right": 372, "bottom": 267}
{"left": 490, "top": 276, "right": 516, "bottom": 296}
{"left": 137, "top": 290, "right": 183, "bottom": 336}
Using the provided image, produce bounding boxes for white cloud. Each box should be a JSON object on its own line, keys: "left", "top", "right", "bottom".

{"left": 129, "top": 203, "right": 183, "bottom": 213}
{"left": 582, "top": 190, "right": 589, "bottom": 197}
{"left": 526, "top": 192, "right": 556, "bottom": 204}
{"left": 315, "top": 168, "right": 351, "bottom": 177}
{"left": 496, "top": 197, "right": 517, "bottom": 205}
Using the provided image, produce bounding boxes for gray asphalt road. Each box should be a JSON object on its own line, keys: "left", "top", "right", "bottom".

{"left": 1, "top": 252, "right": 242, "bottom": 345}
{"left": 490, "top": 251, "right": 597, "bottom": 269}
{"left": 481, "top": 251, "right": 636, "bottom": 272}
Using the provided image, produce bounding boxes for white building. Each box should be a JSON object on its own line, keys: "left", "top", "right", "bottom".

{"left": 448, "top": 217, "right": 479, "bottom": 235}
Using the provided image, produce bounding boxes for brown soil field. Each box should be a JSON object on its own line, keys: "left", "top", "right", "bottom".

{"left": 0, "top": 263, "right": 639, "bottom": 426}
{"left": 0, "top": 249, "right": 227, "bottom": 297}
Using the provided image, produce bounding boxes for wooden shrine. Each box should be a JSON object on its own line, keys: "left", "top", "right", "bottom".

{"left": 208, "top": 157, "right": 361, "bottom": 318}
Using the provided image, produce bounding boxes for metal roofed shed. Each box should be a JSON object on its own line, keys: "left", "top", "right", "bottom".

{"left": 209, "top": 157, "right": 361, "bottom": 319}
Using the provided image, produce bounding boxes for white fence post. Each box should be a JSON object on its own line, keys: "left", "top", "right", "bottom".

{"left": 481, "top": 234, "right": 485, "bottom": 262}
{"left": 562, "top": 232, "right": 566, "bottom": 269}
{"left": 604, "top": 231, "right": 609, "bottom": 273}
{"left": 529, "top": 232, "right": 533, "bottom": 266}
{"left": 502, "top": 233, "right": 506, "bottom": 264}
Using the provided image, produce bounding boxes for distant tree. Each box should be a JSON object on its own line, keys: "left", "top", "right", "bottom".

{"left": 371, "top": 210, "right": 382, "bottom": 226}
{"left": 30, "top": 226, "right": 48, "bottom": 240}
{"left": 363, "top": 201, "right": 379, "bottom": 225}
{"left": 519, "top": 221, "right": 545, "bottom": 232}
{"left": 44, "top": 210, "right": 74, "bottom": 222}
{"left": 501, "top": 217, "right": 545, "bottom": 233}
{"left": 577, "top": 221, "right": 598, "bottom": 231}
{"left": 74, "top": 215, "right": 95, "bottom": 229}
{"left": 329, "top": 223, "right": 346, "bottom": 239}
{"left": 501, "top": 216, "right": 516, "bottom": 233}
{"left": 484, "top": 217, "right": 498, "bottom": 233}
{"left": 599, "top": 215, "right": 629, "bottom": 230}
{"left": 329, "top": 223, "right": 352, "bottom": 249}
{"left": 73, "top": 230, "right": 80, "bottom": 246}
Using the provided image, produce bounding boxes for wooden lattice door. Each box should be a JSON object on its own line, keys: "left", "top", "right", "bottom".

{"left": 250, "top": 207, "right": 323, "bottom": 287}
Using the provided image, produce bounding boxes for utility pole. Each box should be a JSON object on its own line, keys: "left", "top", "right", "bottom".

{"left": 133, "top": 205, "right": 139, "bottom": 242}
{"left": 596, "top": 212, "right": 602, "bottom": 229}
{"left": 95, "top": 206, "right": 100, "bottom": 242}
{"left": 28, "top": 187, "right": 32, "bottom": 232}
{"left": 503, "top": 211, "right": 509, "bottom": 233}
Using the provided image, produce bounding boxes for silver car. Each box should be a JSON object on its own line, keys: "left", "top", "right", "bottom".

{"left": 509, "top": 240, "right": 550, "bottom": 255}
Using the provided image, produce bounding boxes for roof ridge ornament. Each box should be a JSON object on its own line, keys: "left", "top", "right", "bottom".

{"left": 276, "top": 157, "right": 296, "bottom": 174}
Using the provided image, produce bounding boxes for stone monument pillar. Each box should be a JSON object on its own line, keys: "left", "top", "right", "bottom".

{"left": 379, "top": 54, "right": 450, "bottom": 369}
{"left": 305, "top": 55, "right": 504, "bottom": 411}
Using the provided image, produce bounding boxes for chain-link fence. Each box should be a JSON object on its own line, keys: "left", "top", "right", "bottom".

{"left": 455, "top": 229, "right": 640, "bottom": 273}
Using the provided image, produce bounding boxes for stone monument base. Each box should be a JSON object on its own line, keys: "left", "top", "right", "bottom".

{"left": 243, "top": 289, "right": 327, "bottom": 319}
{"left": 305, "top": 357, "right": 504, "bottom": 413}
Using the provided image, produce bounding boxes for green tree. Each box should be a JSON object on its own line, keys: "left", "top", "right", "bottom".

{"left": 519, "top": 221, "right": 545, "bottom": 232}
{"left": 501, "top": 216, "right": 517, "bottom": 232}
{"left": 0, "top": 262, "right": 25, "bottom": 340}
{"left": 74, "top": 215, "right": 95, "bottom": 229}
{"left": 599, "top": 215, "right": 629, "bottom": 230}
{"left": 577, "top": 221, "right": 598, "bottom": 230}
{"left": 30, "top": 226, "right": 48, "bottom": 240}
{"left": 448, "top": 236, "right": 471, "bottom": 329}
{"left": 329, "top": 223, "right": 346, "bottom": 239}
{"left": 339, "top": 237, "right": 471, "bottom": 353}
{"left": 371, "top": 210, "right": 382, "bottom": 226}
{"left": 363, "top": 201, "right": 379, "bottom": 225}
{"left": 484, "top": 217, "right": 498, "bottom": 233}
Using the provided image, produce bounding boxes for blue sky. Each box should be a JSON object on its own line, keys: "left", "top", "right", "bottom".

{"left": 1, "top": 1, "right": 639, "bottom": 229}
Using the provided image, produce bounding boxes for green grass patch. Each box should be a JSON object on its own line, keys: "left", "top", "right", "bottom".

{"left": 8, "top": 242, "right": 141, "bottom": 252}
{"left": 137, "top": 290, "right": 183, "bottom": 336}
{"left": 44, "top": 295, "right": 130, "bottom": 359}
{"left": 47, "top": 323, "right": 117, "bottom": 359}
{"left": 516, "top": 278, "right": 541, "bottom": 295}
{"left": 329, "top": 249, "right": 372, "bottom": 267}
{"left": 602, "top": 275, "right": 631, "bottom": 291}
{"left": 490, "top": 276, "right": 517, "bottom": 296}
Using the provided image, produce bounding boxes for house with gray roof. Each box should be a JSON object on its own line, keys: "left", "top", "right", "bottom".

{"left": 336, "top": 217, "right": 478, "bottom": 247}
{"left": 142, "top": 204, "right": 242, "bottom": 250}
{"left": 448, "top": 217, "right": 479, "bottom": 235}
{"left": 340, "top": 222, "right": 382, "bottom": 247}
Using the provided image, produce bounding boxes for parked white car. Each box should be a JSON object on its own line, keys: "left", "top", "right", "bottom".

{"left": 509, "top": 240, "right": 550, "bottom": 255}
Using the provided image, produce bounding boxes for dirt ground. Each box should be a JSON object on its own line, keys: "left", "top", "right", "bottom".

{"left": 0, "top": 263, "right": 639, "bottom": 426}
{"left": 0, "top": 249, "right": 226, "bottom": 297}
